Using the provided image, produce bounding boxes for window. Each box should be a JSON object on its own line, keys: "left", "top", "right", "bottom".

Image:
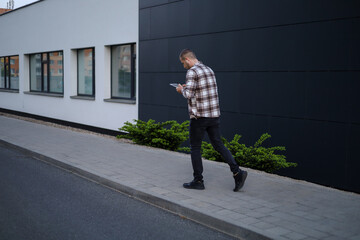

{"left": 77, "top": 48, "right": 95, "bottom": 96}
{"left": 0, "top": 55, "right": 19, "bottom": 90}
{"left": 30, "top": 51, "right": 63, "bottom": 94}
{"left": 111, "top": 43, "right": 136, "bottom": 99}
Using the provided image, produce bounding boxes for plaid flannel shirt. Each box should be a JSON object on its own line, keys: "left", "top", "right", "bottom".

{"left": 182, "top": 62, "right": 220, "bottom": 119}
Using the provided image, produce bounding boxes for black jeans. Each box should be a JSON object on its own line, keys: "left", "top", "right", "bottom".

{"left": 190, "top": 117, "right": 240, "bottom": 181}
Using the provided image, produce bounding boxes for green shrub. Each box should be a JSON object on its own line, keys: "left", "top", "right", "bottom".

{"left": 201, "top": 133, "right": 297, "bottom": 173}
{"left": 118, "top": 119, "right": 296, "bottom": 173}
{"left": 117, "top": 119, "right": 189, "bottom": 151}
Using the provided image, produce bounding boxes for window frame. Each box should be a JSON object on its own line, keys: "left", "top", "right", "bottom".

{"left": 110, "top": 43, "right": 136, "bottom": 100}
{"left": 0, "top": 55, "right": 19, "bottom": 90}
{"left": 29, "top": 50, "right": 64, "bottom": 94}
{"left": 77, "top": 47, "right": 95, "bottom": 97}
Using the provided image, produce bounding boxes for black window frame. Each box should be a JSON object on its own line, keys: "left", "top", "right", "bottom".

{"left": 29, "top": 50, "right": 64, "bottom": 94}
{"left": 110, "top": 43, "right": 136, "bottom": 100}
{"left": 0, "top": 55, "right": 19, "bottom": 90}
{"left": 77, "top": 47, "right": 95, "bottom": 97}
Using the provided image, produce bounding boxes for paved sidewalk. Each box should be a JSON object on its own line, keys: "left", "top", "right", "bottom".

{"left": 0, "top": 115, "right": 359, "bottom": 240}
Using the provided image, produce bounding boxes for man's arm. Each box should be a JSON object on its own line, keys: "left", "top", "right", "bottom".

{"left": 176, "top": 84, "right": 185, "bottom": 93}
{"left": 176, "top": 70, "right": 196, "bottom": 98}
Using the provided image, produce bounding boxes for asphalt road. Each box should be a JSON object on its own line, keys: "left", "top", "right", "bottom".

{"left": 0, "top": 143, "right": 235, "bottom": 240}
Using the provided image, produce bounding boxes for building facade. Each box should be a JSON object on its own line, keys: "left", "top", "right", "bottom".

{"left": 139, "top": 0, "right": 360, "bottom": 193}
{"left": 0, "top": 0, "right": 138, "bottom": 131}
{"left": 1, "top": 0, "right": 359, "bottom": 193}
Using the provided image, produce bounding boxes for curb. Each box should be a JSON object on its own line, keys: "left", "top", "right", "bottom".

{"left": 1, "top": 139, "right": 271, "bottom": 240}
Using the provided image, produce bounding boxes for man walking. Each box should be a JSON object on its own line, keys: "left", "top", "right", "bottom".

{"left": 176, "top": 49, "right": 247, "bottom": 192}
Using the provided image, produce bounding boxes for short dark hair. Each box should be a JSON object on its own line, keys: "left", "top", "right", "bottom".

{"left": 179, "top": 49, "right": 197, "bottom": 60}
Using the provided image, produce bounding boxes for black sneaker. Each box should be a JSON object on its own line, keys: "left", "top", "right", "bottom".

{"left": 233, "top": 171, "right": 247, "bottom": 192}
{"left": 183, "top": 180, "right": 205, "bottom": 190}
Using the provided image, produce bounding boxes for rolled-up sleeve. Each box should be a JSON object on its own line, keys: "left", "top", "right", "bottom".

{"left": 182, "top": 69, "right": 197, "bottom": 99}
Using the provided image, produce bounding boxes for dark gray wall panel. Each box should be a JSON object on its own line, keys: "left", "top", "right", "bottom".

{"left": 139, "top": 39, "right": 169, "bottom": 72}
{"left": 347, "top": 125, "right": 360, "bottom": 191}
{"left": 140, "top": 0, "right": 169, "bottom": 9}
{"left": 348, "top": 77, "right": 360, "bottom": 123}
{"left": 140, "top": 0, "right": 183, "bottom": 9}
{"left": 139, "top": 103, "right": 189, "bottom": 124}
{"left": 139, "top": 9, "right": 151, "bottom": 40}
{"left": 304, "top": 72, "right": 359, "bottom": 124}
{"left": 139, "top": 72, "right": 187, "bottom": 107}
{"left": 274, "top": 118, "right": 349, "bottom": 189}
{"left": 149, "top": 0, "right": 190, "bottom": 39}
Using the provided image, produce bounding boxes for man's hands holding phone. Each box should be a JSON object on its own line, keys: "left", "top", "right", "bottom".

{"left": 176, "top": 84, "right": 186, "bottom": 94}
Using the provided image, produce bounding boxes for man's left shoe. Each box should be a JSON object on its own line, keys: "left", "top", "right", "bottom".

{"left": 183, "top": 180, "right": 205, "bottom": 190}
{"left": 233, "top": 170, "right": 247, "bottom": 192}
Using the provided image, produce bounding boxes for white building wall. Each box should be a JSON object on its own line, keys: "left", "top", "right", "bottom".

{"left": 0, "top": 0, "right": 139, "bottom": 131}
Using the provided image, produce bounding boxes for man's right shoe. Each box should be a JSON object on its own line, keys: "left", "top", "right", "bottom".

{"left": 183, "top": 180, "right": 205, "bottom": 190}
{"left": 233, "top": 170, "right": 247, "bottom": 192}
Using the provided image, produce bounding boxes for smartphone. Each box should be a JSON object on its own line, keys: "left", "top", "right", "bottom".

{"left": 169, "top": 83, "right": 179, "bottom": 88}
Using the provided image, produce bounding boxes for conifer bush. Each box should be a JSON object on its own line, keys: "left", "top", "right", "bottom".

{"left": 201, "top": 133, "right": 297, "bottom": 173}
{"left": 117, "top": 119, "right": 189, "bottom": 151}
